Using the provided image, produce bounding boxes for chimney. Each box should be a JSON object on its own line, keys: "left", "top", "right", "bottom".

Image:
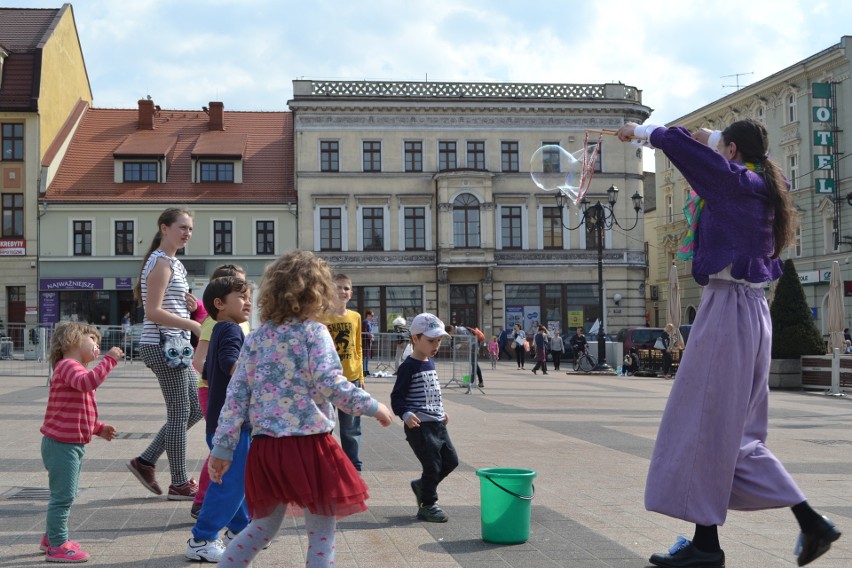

{"left": 209, "top": 101, "right": 224, "bottom": 131}
{"left": 138, "top": 99, "right": 155, "bottom": 130}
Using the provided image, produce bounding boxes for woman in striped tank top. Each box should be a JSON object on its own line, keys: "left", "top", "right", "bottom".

{"left": 127, "top": 208, "right": 204, "bottom": 501}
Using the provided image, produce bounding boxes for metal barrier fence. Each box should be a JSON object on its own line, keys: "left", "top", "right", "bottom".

{"left": 365, "top": 331, "right": 480, "bottom": 392}
{"left": 0, "top": 326, "right": 481, "bottom": 391}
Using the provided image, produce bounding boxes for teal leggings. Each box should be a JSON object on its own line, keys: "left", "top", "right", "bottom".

{"left": 41, "top": 436, "right": 85, "bottom": 547}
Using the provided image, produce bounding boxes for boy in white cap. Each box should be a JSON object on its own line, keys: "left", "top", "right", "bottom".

{"left": 390, "top": 313, "right": 459, "bottom": 523}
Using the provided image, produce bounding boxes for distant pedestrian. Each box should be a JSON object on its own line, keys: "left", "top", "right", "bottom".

{"left": 531, "top": 325, "right": 549, "bottom": 375}
{"left": 550, "top": 331, "right": 564, "bottom": 371}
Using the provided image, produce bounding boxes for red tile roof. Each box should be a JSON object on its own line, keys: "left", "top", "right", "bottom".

{"left": 192, "top": 131, "right": 247, "bottom": 158}
{"left": 44, "top": 106, "right": 295, "bottom": 204}
{"left": 0, "top": 7, "right": 63, "bottom": 111}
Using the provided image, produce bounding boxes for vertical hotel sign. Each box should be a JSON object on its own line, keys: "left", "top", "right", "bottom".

{"left": 812, "top": 82, "right": 834, "bottom": 194}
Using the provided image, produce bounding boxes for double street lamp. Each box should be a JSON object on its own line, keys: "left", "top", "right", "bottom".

{"left": 556, "top": 185, "right": 643, "bottom": 371}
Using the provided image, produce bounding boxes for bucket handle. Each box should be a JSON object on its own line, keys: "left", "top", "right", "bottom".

{"left": 484, "top": 475, "right": 535, "bottom": 500}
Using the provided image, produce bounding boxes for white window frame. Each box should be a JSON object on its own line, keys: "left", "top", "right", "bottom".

{"left": 314, "top": 205, "right": 349, "bottom": 251}
{"left": 787, "top": 153, "right": 799, "bottom": 190}
{"left": 787, "top": 93, "right": 798, "bottom": 124}
{"left": 356, "top": 203, "right": 389, "bottom": 252}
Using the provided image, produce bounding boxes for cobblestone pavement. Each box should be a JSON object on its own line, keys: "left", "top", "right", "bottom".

{"left": 1, "top": 360, "right": 851, "bottom": 567}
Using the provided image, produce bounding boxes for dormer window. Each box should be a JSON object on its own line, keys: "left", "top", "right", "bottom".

{"left": 191, "top": 131, "right": 245, "bottom": 183}
{"left": 200, "top": 162, "right": 234, "bottom": 182}
{"left": 113, "top": 133, "right": 175, "bottom": 183}
{"left": 123, "top": 162, "right": 158, "bottom": 182}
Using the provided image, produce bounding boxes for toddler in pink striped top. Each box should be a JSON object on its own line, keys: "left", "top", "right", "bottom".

{"left": 39, "top": 321, "right": 123, "bottom": 563}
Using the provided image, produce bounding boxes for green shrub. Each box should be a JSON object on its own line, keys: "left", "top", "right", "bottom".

{"left": 770, "top": 259, "right": 825, "bottom": 359}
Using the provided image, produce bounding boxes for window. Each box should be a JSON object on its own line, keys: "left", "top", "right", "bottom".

{"left": 256, "top": 220, "right": 275, "bottom": 255}
{"left": 542, "top": 141, "right": 560, "bottom": 172}
{"left": 404, "top": 207, "right": 426, "bottom": 250}
{"left": 787, "top": 93, "right": 797, "bottom": 123}
{"left": 1, "top": 123, "right": 23, "bottom": 160}
{"left": 320, "top": 140, "right": 339, "bottom": 172}
{"left": 123, "top": 162, "right": 158, "bottom": 182}
{"left": 1, "top": 193, "right": 23, "bottom": 237}
{"left": 362, "top": 141, "right": 381, "bottom": 172}
{"left": 787, "top": 154, "right": 799, "bottom": 190}
{"left": 114, "top": 220, "right": 134, "bottom": 255}
{"left": 587, "top": 141, "right": 602, "bottom": 172}
{"left": 404, "top": 141, "right": 422, "bottom": 172}
{"left": 825, "top": 217, "right": 839, "bottom": 254}
{"left": 500, "top": 206, "right": 522, "bottom": 249}
{"left": 73, "top": 220, "right": 92, "bottom": 256}
{"left": 362, "top": 207, "right": 384, "bottom": 251}
{"left": 200, "top": 162, "right": 234, "bottom": 182}
{"left": 585, "top": 219, "right": 602, "bottom": 251}
{"left": 501, "top": 141, "right": 519, "bottom": 172}
{"left": 349, "top": 285, "right": 423, "bottom": 327}
{"left": 453, "top": 193, "right": 480, "bottom": 248}
{"left": 665, "top": 195, "right": 673, "bottom": 223}
{"left": 319, "top": 207, "right": 342, "bottom": 251}
{"left": 543, "top": 206, "right": 563, "bottom": 249}
{"left": 213, "top": 220, "right": 233, "bottom": 255}
{"left": 438, "top": 141, "right": 457, "bottom": 170}
{"left": 756, "top": 105, "right": 765, "bottom": 123}
{"left": 790, "top": 225, "right": 802, "bottom": 258}
{"left": 467, "top": 140, "right": 485, "bottom": 169}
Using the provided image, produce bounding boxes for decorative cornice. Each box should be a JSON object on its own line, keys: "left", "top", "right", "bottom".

{"left": 318, "top": 251, "right": 437, "bottom": 266}
{"left": 494, "top": 249, "right": 645, "bottom": 265}
{"left": 297, "top": 80, "right": 642, "bottom": 101}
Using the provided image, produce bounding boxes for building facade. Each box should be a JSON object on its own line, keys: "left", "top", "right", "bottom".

{"left": 0, "top": 4, "right": 92, "bottom": 336}
{"left": 40, "top": 100, "right": 296, "bottom": 328}
{"left": 289, "top": 80, "right": 651, "bottom": 336}
{"left": 651, "top": 36, "right": 851, "bottom": 334}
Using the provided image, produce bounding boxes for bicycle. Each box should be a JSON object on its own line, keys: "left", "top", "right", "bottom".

{"left": 573, "top": 348, "right": 597, "bottom": 372}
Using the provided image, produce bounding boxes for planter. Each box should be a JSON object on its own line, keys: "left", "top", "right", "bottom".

{"left": 768, "top": 358, "right": 802, "bottom": 389}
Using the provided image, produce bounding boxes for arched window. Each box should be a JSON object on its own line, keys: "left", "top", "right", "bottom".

{"left": 453, "top": 193, "right": 480, "bottom": 248}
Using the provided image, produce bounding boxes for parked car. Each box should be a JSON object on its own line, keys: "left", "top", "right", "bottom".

{"left": 616, "top": 327, "right": 665, "bottom": 352}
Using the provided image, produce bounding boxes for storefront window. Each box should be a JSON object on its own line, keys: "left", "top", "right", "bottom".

{"left": 351, "top": 285, "right": 422, "bottom": 331}
{"left": 505, "top": 283, "right": 599, "bottom": 335}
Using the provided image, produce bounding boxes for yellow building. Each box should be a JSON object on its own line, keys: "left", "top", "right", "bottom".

{"left": 0, "top": 4, "right": 92, "bottom": 337}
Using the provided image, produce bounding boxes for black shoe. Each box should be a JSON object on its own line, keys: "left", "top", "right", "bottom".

{"left": 796, "top": 516, "right": 841, "bottom": 566}
{"left": 417, "top": 503, "right": 448, "bottom": 523}
{"left": 532, "top": 369, "right": 537, "bottom": 375}
{"left": 649, "top": 537, "right": 724, "bottom": 567}
{"left": 478, "top": 383, "right": 484, "bottom": 387}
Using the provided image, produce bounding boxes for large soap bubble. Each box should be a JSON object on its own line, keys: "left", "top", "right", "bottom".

{"left": 529, "top": 144, "right": 592, "bottom": 205}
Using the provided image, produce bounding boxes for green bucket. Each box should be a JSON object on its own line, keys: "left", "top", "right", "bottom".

{"left": 476, "top": 467, "right": 536, "bottom": 544}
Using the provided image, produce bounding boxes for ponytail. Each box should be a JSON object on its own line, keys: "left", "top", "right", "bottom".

{"left": 721, "top": 119, "right": 798, "bottom": 258}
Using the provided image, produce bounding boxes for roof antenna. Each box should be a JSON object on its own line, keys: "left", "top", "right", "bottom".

{"left": 721, "top": 72, "right": 754, "bottom": 91}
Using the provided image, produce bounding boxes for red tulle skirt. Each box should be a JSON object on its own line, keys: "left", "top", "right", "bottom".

{"left": 244, "top": 433, "right": 369, "bottom": 519}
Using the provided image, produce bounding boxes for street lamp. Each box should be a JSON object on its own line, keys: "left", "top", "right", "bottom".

{"left": 556, "top": 185, "right": 643, "bottom": 371}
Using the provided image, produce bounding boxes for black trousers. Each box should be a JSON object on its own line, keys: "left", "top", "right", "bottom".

{"left": 551, "top": 351, "right": 562, "bottom": 370}
{"left": 404, "top": 421, "right": 458, "bottom": 507}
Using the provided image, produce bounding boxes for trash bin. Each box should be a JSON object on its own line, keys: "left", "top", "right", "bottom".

{"left": 476, "top": 467, "right": 536, "bottom": 544}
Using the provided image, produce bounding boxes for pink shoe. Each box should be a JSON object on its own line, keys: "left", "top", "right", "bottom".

{"left": 40, "top": 536, "right": 80, "bottom": 552}
{"left": 45, "top": 541, "right": 90, "bottom": 562}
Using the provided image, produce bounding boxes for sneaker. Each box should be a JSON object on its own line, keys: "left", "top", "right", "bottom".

{"left": 45, "top": 541, "right": 90, "bottom": 563}
{"left": 223, "top": 529, "right": 272, "bottom": 550}
{"left": 126, "top": 458, "right": 162, "bottom": 495}
{"left": 190, "top": 501, "right": 202, "bottom": 519}
{"left": 410, "top": 479, "right": 422, "bottom": 507}
{"left": 185, "top": 537, "right": 225, "bottom": 563}
{"left": 40, "top": 536, "right": 80, "bottom": 553}
{"left": 168, "top": 479, "right": 199, "bottom": 501}
{"left": 417, "top": 503, "right": 448, "bottom": 523}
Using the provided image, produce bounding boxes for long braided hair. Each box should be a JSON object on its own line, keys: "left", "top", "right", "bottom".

{"left": 721, "top": 119, "right": 799, "bottom": 258}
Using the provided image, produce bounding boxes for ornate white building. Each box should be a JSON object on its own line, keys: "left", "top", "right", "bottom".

{"left": 289, "top": 80, "right": 651, "bottom": 335}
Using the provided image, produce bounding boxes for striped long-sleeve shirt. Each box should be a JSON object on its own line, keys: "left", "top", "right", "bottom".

{"left": 40, "top": 356, "right": 117, "bottom": 444}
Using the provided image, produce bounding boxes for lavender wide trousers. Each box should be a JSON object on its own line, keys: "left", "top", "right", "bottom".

{"left": 644, "top": 279, "right": 805, "bottom": 526}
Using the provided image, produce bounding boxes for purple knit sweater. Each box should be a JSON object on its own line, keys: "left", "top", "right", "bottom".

{"left": 649, "top": 126, "right": 783, "bottom": 285}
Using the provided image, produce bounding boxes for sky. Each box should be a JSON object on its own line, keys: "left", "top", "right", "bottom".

{"left": 9, "top": 0, "right": 852, "bottom": 127}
